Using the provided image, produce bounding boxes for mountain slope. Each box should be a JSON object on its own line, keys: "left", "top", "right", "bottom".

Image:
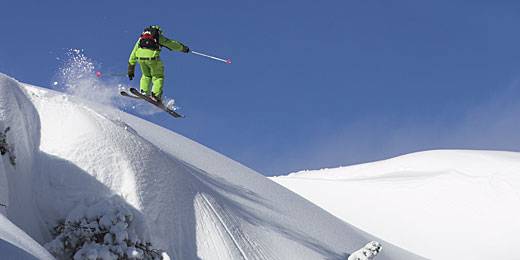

{"left": 0, "top": 73, "right": 422, "bottom": 259}
{"left": 272, "top": 150, "right": 520, "bottom": 260}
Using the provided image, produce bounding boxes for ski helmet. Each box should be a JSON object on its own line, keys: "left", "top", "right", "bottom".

{"left": 150, "top": 25, "right": 163, "bottom": 34}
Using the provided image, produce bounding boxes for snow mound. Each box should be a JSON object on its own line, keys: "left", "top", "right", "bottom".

{"left": 0, "top": 72, "right": 422, "bottom": 259}
{"left": 0, "top": 74, "right": 45, "bottom": 240}
{"left": 29, "top": 83, "right": 409, "bottom": 259}
{"left": 272, "top": 150, "right": 520, "bottom": 260}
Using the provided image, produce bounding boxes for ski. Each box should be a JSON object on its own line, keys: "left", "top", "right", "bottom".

{"left": 128, "top": 88, "right": 184, "bottom": 118}
{"left": 120, "top": 90, "right": 140, "bottom": 99}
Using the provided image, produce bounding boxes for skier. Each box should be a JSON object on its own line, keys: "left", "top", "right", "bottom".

{"left": 128, "top": 25, "right": 190, "bottom": 103}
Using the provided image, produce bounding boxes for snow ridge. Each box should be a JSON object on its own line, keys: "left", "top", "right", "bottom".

{"left": 0, "top": 72, "right": 423, "bottom": 259}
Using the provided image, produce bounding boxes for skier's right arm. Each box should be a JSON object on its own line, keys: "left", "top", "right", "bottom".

{"left": 159, "top": 36, "right": 189, "bottom": 53}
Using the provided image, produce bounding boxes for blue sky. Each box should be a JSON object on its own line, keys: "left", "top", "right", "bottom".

{"left": 2, "top": 0, "right": 520, "bottom": 176}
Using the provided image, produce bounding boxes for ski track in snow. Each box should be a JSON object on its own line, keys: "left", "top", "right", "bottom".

{"left": 196, "top": 193, "right": 247, "bottom": 260}
{"left": 196, "top": 192, "right": 273, "bottom": 260}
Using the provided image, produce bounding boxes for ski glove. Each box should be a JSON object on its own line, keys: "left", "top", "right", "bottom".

{"left": 181, "top": 44, "right": 190, "bottom": 53}
{"left": 128, "top": 63, "right": 135, "bottom": 80}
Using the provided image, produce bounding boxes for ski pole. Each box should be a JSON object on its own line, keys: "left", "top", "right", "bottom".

{"left": 190, "top": 50, "right": 232, "bottom": 64}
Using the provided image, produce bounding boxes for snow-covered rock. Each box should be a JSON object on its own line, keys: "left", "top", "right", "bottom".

{"left": 0, "top": 74, "right": 42, "bottom": 235}
{"left": 272, "top": 150, "right": 520, "bottom": 260}
{"left": 348, "top": 241, "right": 382, "bottom": 260}
{"left": 44, "top": 196, "right": 164, "bottom": 260}
{"left": 0, "top": 74, "right": 53, "bottom": 260}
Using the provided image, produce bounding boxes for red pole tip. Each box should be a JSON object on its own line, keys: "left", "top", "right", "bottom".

{"left": 226, "top": 59, "right": 232, "bottom": 64}
{"left": 95, "top": 71, "right": 102, "bottom": 77}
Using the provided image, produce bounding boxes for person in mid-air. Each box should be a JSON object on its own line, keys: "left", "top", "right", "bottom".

{"left": 128, "top": 25, "right": 189, "bottom": 103}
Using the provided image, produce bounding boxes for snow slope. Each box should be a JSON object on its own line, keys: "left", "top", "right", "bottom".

{"left": 0, "top": 72, "right": 422, "bottom": 259}
{"left": 0, "top": 214, "right": 54, "bottom": 259}
{"left": 272, "top": 150, "right": 520, "bottom": 260}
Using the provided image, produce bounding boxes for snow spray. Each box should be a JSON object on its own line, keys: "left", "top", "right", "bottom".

{"left": 53, "top": 49, "right": 114, "bottom": 104}
{"left": 52, "top": 49, "right": 170, "bottom": 116}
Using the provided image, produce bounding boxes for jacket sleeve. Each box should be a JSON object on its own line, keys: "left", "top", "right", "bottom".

{"left": 159, "top": 35, "right": 185, "bottom": 52}
{"left": 128, "top": 40, "right": 140, "bottom": 65}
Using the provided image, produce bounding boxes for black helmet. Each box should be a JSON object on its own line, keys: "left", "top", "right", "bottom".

{"left": 150, "top": 25, "right": 163, "bottom": 34}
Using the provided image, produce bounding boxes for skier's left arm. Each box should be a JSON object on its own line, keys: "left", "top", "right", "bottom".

{"left": 128, "top": 40, "right": 140, "bottom": 65}
{"left": 159, "top": 35, "right": 190, "bottom": 53}
{"left": 127, "top": 40, "right": 140, "bottom": 80}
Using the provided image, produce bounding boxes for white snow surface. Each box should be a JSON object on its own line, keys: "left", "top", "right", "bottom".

{"left": 272, "top": 150, "right": 520, "bottom": 260}
{"left": 0, "top": 214, "right": 54, "bottom": 259}
{"left": 0, "top": 72, "right": 423, "bottom": 259}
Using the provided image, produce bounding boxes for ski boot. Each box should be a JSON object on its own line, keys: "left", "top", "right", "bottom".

{"left": 150, "top": 93, "right": 162, "bottom": 104}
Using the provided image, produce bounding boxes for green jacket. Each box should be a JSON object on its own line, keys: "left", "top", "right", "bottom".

{"left": 129, "top": 35, "right": 185, "bottom": 65}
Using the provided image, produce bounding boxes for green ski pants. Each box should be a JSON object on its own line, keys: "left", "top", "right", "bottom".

{"left": 138, "top": 59, "right": 164, "bottom": 98}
